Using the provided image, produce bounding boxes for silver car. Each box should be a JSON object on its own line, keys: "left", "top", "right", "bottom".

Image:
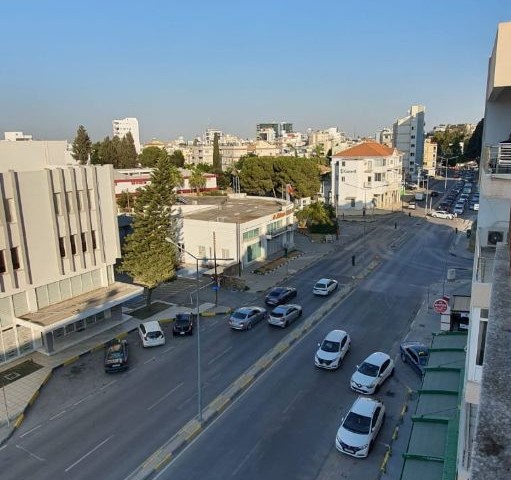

{"left": 267, "top": 304, "right": 303, "bottom": 328}
{"left": 228, "top": 306, "right": 268, "bottom": 330}
{"left": 431, "top": 210, "right": 454, "bottom": 220}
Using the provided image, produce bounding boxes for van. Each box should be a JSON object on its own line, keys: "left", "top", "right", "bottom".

{"left": 138, "top": 321, "right": 166, "bottom": 347}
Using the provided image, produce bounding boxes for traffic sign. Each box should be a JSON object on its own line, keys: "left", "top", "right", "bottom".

{"left": 433, "top": 298, "right": 449, "bottom": 314}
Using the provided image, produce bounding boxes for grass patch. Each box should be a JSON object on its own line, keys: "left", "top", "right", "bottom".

{"left": 131, "top": 301, "right": 170, "bottom": 320}
{"left": 0, "top": 360, "right": 43, "bottom": 388}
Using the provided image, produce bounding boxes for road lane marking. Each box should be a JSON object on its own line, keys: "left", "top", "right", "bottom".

{"left": 74, "top": 394, "right": 93, "bottom": 406}
{"left": 231, "top": 437, "right": 264, "bottom": 476}
{"left": 163, "top": 347, "right": 175, "bottom": 353}
{"left": 101, "top": 380, "right": 117, "bottom": 390}
{"left": 147, "top": 383, "right": 184, "bottom": 411}
{"left": 283, "top": 390, "right": 303, "bottom": 414}
{"left": 16, "top": 444, "right": 45, "bottom": 462}
{"left": 49, "top": 410, "right": 67, "bottom": 421}
{"left": 20, "top": 424, "right": 42, "bottom": 438}
{"left": 208, "top": 346, "right": 232, "bottom": 365}
{"left": 64, "top": 435, "right": 114, "bottom": 472}
{"left": 144, "top": 357, "right": 156, "bottom": 364}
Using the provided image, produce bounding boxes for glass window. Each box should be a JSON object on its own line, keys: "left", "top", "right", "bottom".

{"left": 10, "top": 247, "right": 20, "bottom": 270}
{"left": 350, "top": 199, "right": 355, "bottom": 207}
{"left": 91, "top": 231, "right": 97, "bottom": 249}
{"left": 59, "top": 238, "right": 66, "bottom": 257}
{"left": 476, "top": 320, "right": 487, "bottom": 366}
{"left": 0, "top": 251, "right": 5, "bottom": 273}
{"left": 243, "top": 228, "right": 260, "bottom": 242}
{"left": 81, "top": 233, "right": 87, "bottom": 252}
{"left": 70, "top": 235, "right": 77, "bottom": 255}
{"left": 53, "top": 193, "right": 61, "bottom": 215}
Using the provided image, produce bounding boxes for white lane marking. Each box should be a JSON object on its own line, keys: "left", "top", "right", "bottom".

{"left": 163, "top": 347, "right": 175, "bottom": 353}
{"left": 208, "top": 346, "right": 233, "bottom": 365}
{"left": 283, "top": 390, "right": 303, "bottom": 414}
{"left": 20, "top": 424, "right": 42, "bottom": 438}
{"left": 49, "top": 410, "right": 67, "bottom": 421}
{"left": 74, "top": 394, "right": 93, "bottom": 406}
{"left": 100, "top": 380, "right": 117, "bottom": 390}
{"left": 64, "top": 435, "right": 114, "bottom": 472}
{"left": 147, "top": 383, "right": 184, "bottom": 411}
{"left": 16, "top": 444, "right": 45, "bottom": 462}
{"left": 144, "top": 357, "right": 156, "bottom": 365}
{"left": 0, "top": 444, "right": 8, "bottom": 452}
{"left": 231, "top": 437, "right": 264, "bottom": 476}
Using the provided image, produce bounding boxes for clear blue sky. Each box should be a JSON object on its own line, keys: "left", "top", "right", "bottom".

{"left": 0, "top": 1, "right": 509, "bottom": 143}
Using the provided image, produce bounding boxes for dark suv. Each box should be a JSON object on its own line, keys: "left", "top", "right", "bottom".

{"left": 104, "top": 339, "right": 129, "bottom": 373}
{"left": 173, "top": 312, "right": 194, "bottom": 336}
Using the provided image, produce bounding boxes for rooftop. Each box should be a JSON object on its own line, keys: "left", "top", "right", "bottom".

{"left": 333, "top": 142, "right": 395, "bottom": 158}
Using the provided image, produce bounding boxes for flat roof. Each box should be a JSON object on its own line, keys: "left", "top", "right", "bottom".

{"left": 18, "top": 282, "right": 143, "bottom": 332}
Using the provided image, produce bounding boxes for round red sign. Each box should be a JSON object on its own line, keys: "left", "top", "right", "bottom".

{"left": 433, "top": 298, "right": 449, "bottom": 314}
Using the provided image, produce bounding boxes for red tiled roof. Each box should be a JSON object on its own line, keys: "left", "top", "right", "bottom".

{"left": 334, "top": 142, "right": 395, "bottom": 157}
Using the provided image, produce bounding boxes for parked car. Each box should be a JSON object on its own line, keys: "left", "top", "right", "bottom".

{"left": 264, "top": 286, "right": 297, "bottom": 306}
{"left": 431, "top": 210, "right": 454, "bottom": 220}
{"left": 228, "top": 306, "right": 268, "bottom": 330}
{"left": 313, "top": 278, "right": 338, "bottom": 296}
{"left": 104, "top": 339, "right": 129, "bottom": 373}
{"left": 138, "top": 321, "right": 166, "bottom": 347}
{"left": 335, "top": 396, "right": 386, "bottom": 458}
{"left": 350, "top": 352, "right": 394, "bottom": 394}
{"left": 407, "top": 202, "right": 416, "bottom": 210}
{"left": 173, "top": 312, "right": 194, "bottom": 336}
{"left": 314, "top": 330, "right": 350, "bottom": 370}
{"left": 453, "top": 204, "right": 464, "bottom": 216}
{"left": 267, "top": 304, "right": 303, "bottom": 328}
{"left": 471, "top": 203, "right": 479, "bottom": 211}
{"left": 400, "top": 341, "right": 430, "bottom": 375}
{"left": 430, "top": 190, "right": 439, "bottom": 197}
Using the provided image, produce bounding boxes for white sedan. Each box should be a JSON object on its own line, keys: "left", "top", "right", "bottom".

{"left": 431, "top": 210, "right": 454, "bottom": 220}
{"left": 313, "top": 278, "right": 338, "bottom": 296}
{"left": 350, "top": 352, "right": 394, "bottom": 394}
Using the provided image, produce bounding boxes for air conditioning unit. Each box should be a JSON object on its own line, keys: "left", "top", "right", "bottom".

{"left": 487, "top": 230, "right": 504, "bottom": 246}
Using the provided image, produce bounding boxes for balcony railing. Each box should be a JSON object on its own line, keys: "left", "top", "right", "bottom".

{"left": 482, "top": 144, "right": 511, "bottom": 175}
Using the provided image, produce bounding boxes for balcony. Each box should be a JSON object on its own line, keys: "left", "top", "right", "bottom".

{"left": 475, "top": 247, "right": 496, "bottom": 283}
{"left": 482, "top": 144, "right": 511, "bottom": 176}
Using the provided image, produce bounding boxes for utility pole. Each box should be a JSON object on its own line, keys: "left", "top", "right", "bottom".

{"left": 213, "top": 232, "right": 218, "bottom": 305}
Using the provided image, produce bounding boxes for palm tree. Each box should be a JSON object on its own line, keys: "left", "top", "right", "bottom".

{"left": 189, "top": 168, "right": 206, "bottom": 195}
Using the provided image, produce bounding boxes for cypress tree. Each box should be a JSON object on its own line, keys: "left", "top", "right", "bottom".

{"left": 213, "top": 133, "right": 222, "bottom": 172}
{"left": 72, "top": 125, "right": 92, "bottom": 164}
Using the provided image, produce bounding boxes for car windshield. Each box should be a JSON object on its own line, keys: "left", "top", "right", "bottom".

{"left": 320, "top": 340, "right": 339, "bottom": 352}
{"left": 107, "top": 351, "right": 124, "bottom": 360}
{"left": 232, "top": 311, "right": 248, "bottom": 320}
{"left": 271, "top": 310, "right": 284, "bottom": 318}
{"left": 315, "top": 283, "right": 326, "bottom": 290}
{"left": 343, "top": 412, "right": 371, "bottom": 435}
{"left": 358, "top": 362, "right": 379, "bottom": 377}
{"left": 269, "top": 289, "right": 283, "bottom": 297}
{"left": 147, "top": 331, "right": 163, "bottom": 339}
{"left": 417, "top": 351, "right": 429, "bottom": 366}
{"left": 176, "top": 316, "right": 190, "bottom": 325}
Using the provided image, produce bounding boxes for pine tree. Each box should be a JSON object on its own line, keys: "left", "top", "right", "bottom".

{"left": 213, "top": 133, "right": 222, "bottom": 172}
{"left": 119, "top": 155, "right": 183, "bottom": 306}
{"left": 72, "top": 125, "right": 92, "bottom": 164}
{"left": 120, "top": 132, "right": 138, "bottom": 168}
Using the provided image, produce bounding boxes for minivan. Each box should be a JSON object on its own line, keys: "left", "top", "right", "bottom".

{"left": 138, "top": 321, "right": 166, "bottom": 347}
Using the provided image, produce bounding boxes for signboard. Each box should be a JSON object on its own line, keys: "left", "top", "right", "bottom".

{"left": 433, "top": 298, "right": 449, "bottom": 314}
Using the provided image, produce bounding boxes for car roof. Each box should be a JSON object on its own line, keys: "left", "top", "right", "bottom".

{"left": 237, "top": 306, "right": 260, "bottom": 313}
{"left": 317, "top": 278, "right": 333, "bottom": 283}
{"left": 141, "top": 321, "right": 162, "bottom": 331}
{"left": 269, "top": 287, "right": 286, "bottom": 293}
{"left": 350, "top": 396, "right": 381, "bottom": 417}
{"left": 325, "top": 329, "right": 347, "bottom": 341}
{"left": 363, "top": 351, "right": 390, "bottom": 366}
{"left": 401, "top": 341, "right": 429, "bottom": 355}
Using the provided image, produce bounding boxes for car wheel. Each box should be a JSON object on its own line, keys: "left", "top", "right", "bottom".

{"left": 400, "top": 353, "right": 407, "bottom": 363}
{"left": 284, "top": 320, "right": 289, "bottom": 328}
{"left": 390, "top": 367, "right": 395, "bottom": 377}
{"left": 247, "top": 322, "right": 252, "bottom": 330}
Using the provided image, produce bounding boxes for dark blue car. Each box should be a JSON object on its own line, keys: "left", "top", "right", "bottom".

{"left": 264, "top": 287, "right": 297, "bottom": 306}
{"left": 400, "top": 341, "right": 429, "bottom": 375}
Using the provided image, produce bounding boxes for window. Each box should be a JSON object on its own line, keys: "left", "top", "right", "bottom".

{"left": 410, "top": 153, "right": 415, "bottom": 157}
{"left": 375, "top": 173, "right": 384, "bottom": 182}
{"left": 411, "top": 144, "right": 415, "bottom": 148}
{"left": 65, "top": 192, "right": 74, "bottom": 212}
{"left": 11, "top": 247, "right": 20, "bottom": 270}
{"left": 198, "top": 246, "right": 206, "bottom": 257}
{"left": 243, "top": 228, "right": 260, "bottom": 242}
{"left": 268, "top": 220, "right": 283, "bottom": 234}
{"left": 91, "top": 231, "right": 97, "bottom": 250}
{"left": 411, "top": 135, "right": 415, "bottom": 139}
{"left": 59, "top": 238, "right": 66, "bottom": 257}
{"left": 341, "top": 161, "right": 345, "bottom": 167}
{"left": 341, "top": 176, "right": 345, "bottom": 182}
{"left": 350, "top": 199, "right": 355, "bottom": 207}
{"left": 76, "top": 191, "right": 83, "bottom": 211}
{"left": 81, "top": 233, "right": 87, "bottom": 252}
{"left": 476, "top": 320, "right": 487, "bottom": 366}
{"left": 367, "top": 176, "right": 372, "bottom": 183}
{"left": 0, "top": 251, "right": 5, "bottom": 273}
{"left": 53, "top": 193, "right": 61, "bottom": 215}
{"left": 4, "top": 199, "right": 13, "bottom": 222}
{"left": 70, "top": 235, "right": 77, "bottom": 255}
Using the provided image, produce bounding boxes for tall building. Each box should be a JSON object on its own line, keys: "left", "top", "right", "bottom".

{"left": 422, "top": 138, "right": 438, "bottom": 176}
{"left": 256, "top": 122, "right": 293, "bottom": 141}
{"left": 375, "top": 128, "right": 393, "bottom": 147}
{"left": 457, "top": 21, "right": 511, "bottom": 480}
{"left": 392, "top": 105, "right": 426, "bottom": 179}
{"left": 112, "top": 117, "right": 141, "bottom": 154}
{"left": 0, "top": 143, "right": 142, "bottom": 364}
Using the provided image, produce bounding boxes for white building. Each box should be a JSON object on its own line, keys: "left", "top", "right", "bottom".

{"left": 330, "top": 142, "right": 403, "bottom": 214}
{"left": 203, "top": 128, "right": 223, "bottom": 145}
{"left": 0, "top": 140, "right": 76, "bottom": 170}
{"left": 4, "top": 132, "right": 33, "bottom": 142}
{"left": 393, "top": 105, "right": 426, "bottom": 179}
{"left": 375, "top": 128, "right": 393, "bottom": 147}
{"left": 0, "top": 154, "right": 142, "bottom": 364}
{"left": 308, "top": 127, "right": 347, "bottom": 155}
{"left": 422, "top": 138, "right": 438, "bottom": 176}
{"left": 112, "top": 117, "right": 141, "bottom": 154}
{"left": 457, "top": 21, "right": 511, "bottom": 480}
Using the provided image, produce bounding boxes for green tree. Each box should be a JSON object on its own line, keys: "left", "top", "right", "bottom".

{"left": 169, "top": 150, "right": 185, "bottom": 168}
{"left": 139, "top": 146, "right": 166, "bottom": 168}
{"left": 238, "top": 157, "right": 275, "bottom": 195}
{"left": 117, "top": 191, "right": 135, "bottom": 211}
{"left": 119, "top": 156, "right": 182, "bottom": 306}
{"left": 464, "top": 119, "right": 484, "bottom": 162}
{"left": 189, "top": 168, "right": 207, "bottom": 194}
{"left": 90, "top": 141, "right": 103, "bottom": 164}
{"left": 119, "top": 132, "right": 138, "bottom": 168}
{"left": 213, "top": 133, "right": 222, "bottom": 172}
{"left": 72, "top": 125, "right": 92, "bottom": 164}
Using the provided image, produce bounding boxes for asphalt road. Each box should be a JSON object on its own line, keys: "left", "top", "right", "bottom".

{"left": 0, "top": 212, "right": 470, "bottom": 480}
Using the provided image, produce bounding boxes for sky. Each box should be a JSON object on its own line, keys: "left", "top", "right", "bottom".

{"left": 0, "top": 1, "right": 509, "bottom": 143}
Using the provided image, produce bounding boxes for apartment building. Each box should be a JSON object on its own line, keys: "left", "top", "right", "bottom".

{"left": 112, "top": 117, "right": 141, "bottom": 153}
{"left": 393, "top": 105, "right": 426, "bottom": 179}
{"left": 0, "top": 144, "right": 142, "bottom": 364}
{"left": 256, "top": 122, "right": 293, "bottom": 140}
{"left": 423, "top": 138, "right": 438, "bottom": 176}
{"left": 330, "top": 142, "right": 403, "bottom": 214}
{"left": 375, "top": 128, "right": 393, "bottom": 147}
{"left": 458, "top": 21, "right": 511, "bottom": 480}
{"left": 4, "top": 132, "right": 33, "bottom": 142}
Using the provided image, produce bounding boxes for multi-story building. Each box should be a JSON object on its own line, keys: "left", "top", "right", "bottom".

{"left": 247, "top": 140, "right": 280, "bottom": 157}
{"left": 4, "top": 132, "right": 33, "bottom": 142}
{"left": 457, "top": 21, "right": 511, "bottom": 480}
{"left": 375, "top": 128, "right": 393, "bottom": 147}
{"left": 393, "top": 105, "right": 426, "bottom": 179}
{"left": 203, "top": 128, "right": 223, "bottom": 145}
{"left": 0, "top": 147, "right": 142, "bottom": 364}
{"left": 330, "top": 142, "right": 403, "bottom": 214}
{"left": 256, "top": 122, "right": 293, "bottom": 140}
{"left": 422, "top": 137, "right": 438, "bottom": 176}
{"left": 112, "top": 117, "right": 141, "bottom": 154}
{"left": 308, "top": 127, "right": 347, "bottom": 155}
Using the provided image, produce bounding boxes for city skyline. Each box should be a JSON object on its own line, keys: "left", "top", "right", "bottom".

{"left": 0, "top": 1, "right": 508, "bottom": 143}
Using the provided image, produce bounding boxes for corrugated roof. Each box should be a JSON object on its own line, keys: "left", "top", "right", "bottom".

{"left": 333, "top": 142, "right": 395, "bottom": 157}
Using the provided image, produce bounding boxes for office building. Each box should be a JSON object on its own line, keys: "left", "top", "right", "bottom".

{"left": 112, "top": 117, "right": 141, "bottom": 154}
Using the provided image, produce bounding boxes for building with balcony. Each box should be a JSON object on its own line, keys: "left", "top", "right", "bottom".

{"left": 393, "top": 105, "right": 426, "bottom": 179}
{"left": 112, "top": 117, "right": 141, "bottom": 154}
{"left": 330, "top": 142, "right": 403, "bottom": 214}
{"left": 375, "top": 128, "right": 393, "bottom": 147}
{"left": 423, "top": 138, "right": 438, "bottom": 176}
{"left": 457, "top": 21, "right": 511, "bottom": 480}
{"left": 256, "top": 122, "right": 293, "bottom": 141}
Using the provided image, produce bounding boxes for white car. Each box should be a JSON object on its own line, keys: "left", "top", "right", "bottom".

{"left": 431, "top": 210, "right": 453, "bottom": 220}
{"left": 453, "top": 204, "right": 464, "bottom": 216}
{"left": 335, "top": 396, "right": 386, "bottom": 458}
{"left": 138, "top": 321, "right": 166, "bottom": 347}
{"left": 314, "top": 330, "right": 350, "bottom": 370}
{"left": 350, "top": 352, "right": 394, "bottom": 394}
{"left": 313, "top": 278, "right": 338, "bottom": 296}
